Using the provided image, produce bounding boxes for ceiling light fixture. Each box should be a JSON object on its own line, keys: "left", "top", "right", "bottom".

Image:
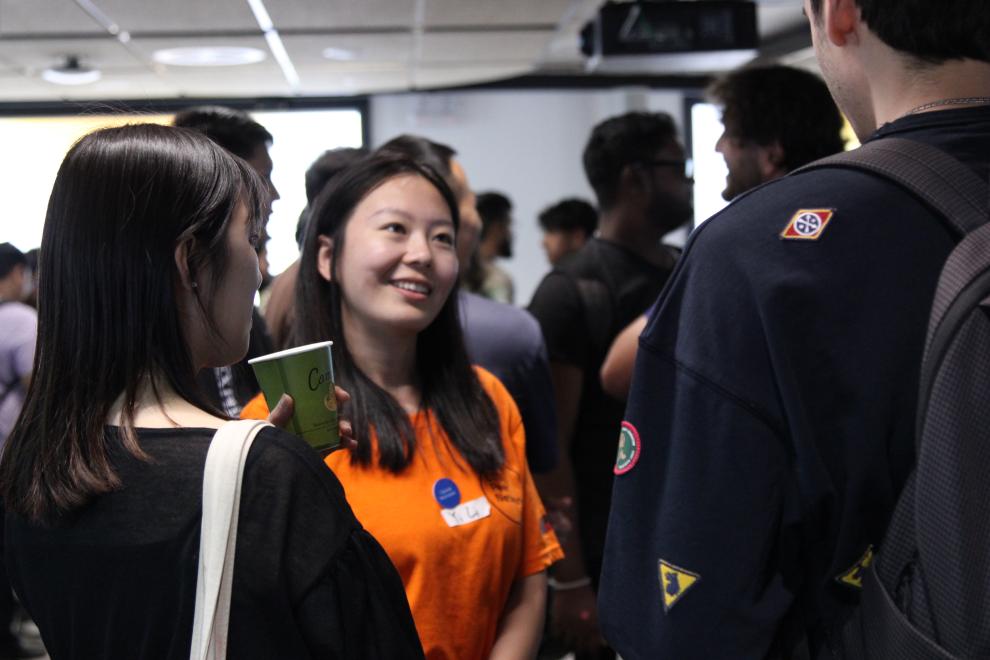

{"left": 246, "top": 0, "right": 301, "bottom": 92}
{"left": 152, "top": 46, "right": 267, "bottom": 67}
{"left": 41, "top": 56, "right": 102, "bottom": 85}
{"left": 322, "top": 47, "right": 355, "bottom": 61}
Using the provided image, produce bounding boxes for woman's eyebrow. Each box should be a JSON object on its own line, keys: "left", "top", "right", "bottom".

{"left": 368, "top": 207, "right": 415, "bottom": 220}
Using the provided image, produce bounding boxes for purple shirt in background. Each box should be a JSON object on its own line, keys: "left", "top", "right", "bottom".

{"left": 458, "top": 291, "right": 558, "bottom": 473}
{"left": 0, "top": 301, "right": 37, "bottom": 447}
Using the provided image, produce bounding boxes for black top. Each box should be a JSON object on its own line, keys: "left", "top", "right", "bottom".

{"left": 3, "top": 426, "right": 424, "bottom": 659}
{"left": 598, "top": 106, "right": 990, "bottom": 659}
{"left": 528, "top": 237, "right": 676, "bottom": 578}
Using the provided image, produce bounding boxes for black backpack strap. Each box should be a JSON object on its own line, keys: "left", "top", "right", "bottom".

{"left": 793, "top": 137, "right": 988, "bottom": 238}
{"left": 841, "top": 560, "right": 958, "bottom": 660}
{"left": 797, "top": 139, "right": 990, "bottom": 659}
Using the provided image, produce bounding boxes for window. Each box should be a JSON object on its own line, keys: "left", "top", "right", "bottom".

{"left": 0, "top": 106, "right": 364, "bottom": 276}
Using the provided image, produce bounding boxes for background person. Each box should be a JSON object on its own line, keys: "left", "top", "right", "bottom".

{"left": 600, "top": 65, "right": 845, "bottom": 401}
{"left": 710, "top": 64, "right": 846, "bottom": 201}
{"left": 173, "top": 106, "right": 279, "bottom": 416}
{"left": 0, "top": 124, "right": 422, "bottom": 659}
{"left": 264, "top": 147, "right": 369, "bottom": 349}
{"left": 527, "top": 111, "right": 690, "bottom": 659}
{"left": 0, "top": 243, "right": 44, "bottom": 660}
{"left": 465, "top": 191, "right": 515, "bottom": 304}
{"left": 537, "top": 198, "right": 598, "bottom": 266}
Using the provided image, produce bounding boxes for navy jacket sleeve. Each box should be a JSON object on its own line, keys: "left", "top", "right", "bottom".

{"left": 598, "top": 338, "right": 797, "bottom": 659}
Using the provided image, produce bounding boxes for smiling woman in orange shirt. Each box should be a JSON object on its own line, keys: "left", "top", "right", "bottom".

{"left": 245, "top": 152, "right": 562, "bottom": 659}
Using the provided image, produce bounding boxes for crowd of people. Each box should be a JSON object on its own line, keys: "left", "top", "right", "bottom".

{"left": 0, "top": 0, "right": 988, "bottom": 658}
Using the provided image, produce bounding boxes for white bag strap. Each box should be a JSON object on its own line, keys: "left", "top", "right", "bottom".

{"left": 190, "top": 419, "right": 271, "bottom": 660}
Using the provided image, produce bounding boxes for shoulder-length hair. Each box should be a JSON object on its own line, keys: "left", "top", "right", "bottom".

{"left": 295, "top": 154, "right": 504, "bottom": 478}
{"left": 0, "top": 123, "right": 267, "bottom": 523}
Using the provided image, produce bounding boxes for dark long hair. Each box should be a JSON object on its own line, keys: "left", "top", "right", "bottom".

{"left": 0, "top": 124, "right": 266, "bottom": 522}
{"left": 295, "top": 154, "right": 504, "bottom": 477}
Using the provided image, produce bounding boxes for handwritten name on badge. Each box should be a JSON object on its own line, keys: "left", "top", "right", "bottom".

{"left": 440, "top": 496, "right": 492, "bottom": 528}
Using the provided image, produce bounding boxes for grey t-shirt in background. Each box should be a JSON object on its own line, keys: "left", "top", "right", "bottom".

{"left": 0, "top": 301, "right": 37, "bottom": 446}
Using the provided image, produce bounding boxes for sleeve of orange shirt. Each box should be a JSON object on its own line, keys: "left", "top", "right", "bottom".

{"left": 475, "top": 368, "right": 565, "bottom": 579}
{"left": 241, "top": 392, "right": 270, "bottom": 420}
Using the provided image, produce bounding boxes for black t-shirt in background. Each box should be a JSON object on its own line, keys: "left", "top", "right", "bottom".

{"left": 528, "top": 237, "right": 676, "bottom": 578}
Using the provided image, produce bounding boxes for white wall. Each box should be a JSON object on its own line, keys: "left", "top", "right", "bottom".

{"left": 371, "top": 87, "right": 689, "bottom": 306}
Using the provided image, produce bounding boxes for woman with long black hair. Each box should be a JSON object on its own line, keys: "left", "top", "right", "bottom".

{"left": 259, "top": 152, "right": 563, "bottom": 659}
{"left": 0, "top": 124, "right": 422, "bottom": 659}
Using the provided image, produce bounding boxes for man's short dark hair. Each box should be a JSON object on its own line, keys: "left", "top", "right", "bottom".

{"left": 583, "top": 112, "right": 679, "bottom": 211}
{"left": 376, "top": 134, "right": 456, "bottom": 184}
{"left": 296, "top": 147, "right": 369, "bottom": 246}
{"left": 807, "top": 0, "right": 990, "bottom": 65}
{"left": 305, "top": 148, "right": 369, "bottom": 204}
{"left": 538, "top": 198, "right": 598, "bottom": 237}
{"left": 476, "top": 192, "right": 512, "bottom": 238}
{"left": 0, "top": 243, "right": 26, "bottom": 279}
{"left": 173, "top": 106, "right": 273, "bottom": 161}
{"left": 708, "top": 65, "right": 845, "bottom": 172}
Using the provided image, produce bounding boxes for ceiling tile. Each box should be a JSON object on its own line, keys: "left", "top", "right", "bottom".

{"left": 423, "top": 0, "right": 573, "bottom": 27}
{"left": 412, "top": 63, "right": 533, "bottom": 89}
{"left": 295, "top": 66, "right": 411, "bottom": 96}
{"left": 0, "top": 37, "right": 143, "bottom": 71}
{"left": 155, "top": 66, "right": 291, "bottom": 97}
{"left": 268, "top": 0, "right": 416, "bottom": 31}
{"left": 87, "top": 0, "right": 259, "bottom": 33}
{"left": 419, "top": 30, "right": 554, "bottom": 63}
{"left": 0, "top": 0, "right": 105, "bottom": 35}
{"left": 281, "top": 33, "right": 413, "bottom": 67}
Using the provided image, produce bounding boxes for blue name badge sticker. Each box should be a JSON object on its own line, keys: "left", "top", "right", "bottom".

{"left": 433, "top": 478, "right": 462, "bottom": 509}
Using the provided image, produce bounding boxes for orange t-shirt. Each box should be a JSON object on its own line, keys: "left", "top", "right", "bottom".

{"left": 242, "top": 368, "right": 563, "bottom": 659}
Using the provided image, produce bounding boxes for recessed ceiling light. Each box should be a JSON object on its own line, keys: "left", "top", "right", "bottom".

{"left": 152, "top": 47, "right": 266, "bottom": 67}
{"left": 322, "top": 47, "right": 355, "bottom": 61}
{"left": 41, "top": 56, "right": 101, "bottom": 85}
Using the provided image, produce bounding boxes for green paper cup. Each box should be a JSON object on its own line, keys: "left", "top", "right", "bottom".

{"left": 248, "top": 340, "right": 340, "bottom": 453}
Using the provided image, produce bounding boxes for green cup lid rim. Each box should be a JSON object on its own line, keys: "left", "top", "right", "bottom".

{"left": 248, "top": 340, "right": 334, "bottom": 365}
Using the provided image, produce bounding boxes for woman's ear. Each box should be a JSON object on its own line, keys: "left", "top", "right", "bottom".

{"left": 316, "top": 235, "right": 334, "bottom": 282}
{"left": 174, "top": 238, "right": 197, "bottom": 292}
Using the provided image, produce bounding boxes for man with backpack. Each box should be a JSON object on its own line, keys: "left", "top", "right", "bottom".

{"left": 528, "top": 111, "right": 690, "bottom": 658}
{"left": 598, "top": 0, "right": 990, "bottom": 657}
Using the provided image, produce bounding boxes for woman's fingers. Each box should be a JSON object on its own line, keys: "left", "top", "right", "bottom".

{"left": 266, "top": 394, "right": 294, "bottom": 428}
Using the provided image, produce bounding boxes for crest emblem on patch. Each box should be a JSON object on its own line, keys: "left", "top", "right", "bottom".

{"left": 614, "top": 421, "right": 641, "bottom": 475}
{"left": 658, "top": 559, "right": 701, "bottom": 613}
{"left": 836, "top": 545, "right": 874, "bottom": 589}
{"left": 781, "top": 208, "right": 835, "bottom": 240}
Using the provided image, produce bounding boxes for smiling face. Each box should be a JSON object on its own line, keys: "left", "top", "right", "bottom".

{"left": 715, "top": 132, "right": 773, "bottom": 200}
{"left": 322, "top": 174, "right": 459, "bottom": 342}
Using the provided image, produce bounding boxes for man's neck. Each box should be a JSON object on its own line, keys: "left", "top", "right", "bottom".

{"left": 870, "top": 57, "right": 990, "bottom": 129}
{"left": 597, "top": 209, "right": 669, "bottom": 266}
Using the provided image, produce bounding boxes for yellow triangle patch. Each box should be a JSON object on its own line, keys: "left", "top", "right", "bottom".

{"left": 836, "top": 546, "right": 874, "bottom": 589}
{"left": 658, "top": 559, "right": 701, "bottom": 613}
